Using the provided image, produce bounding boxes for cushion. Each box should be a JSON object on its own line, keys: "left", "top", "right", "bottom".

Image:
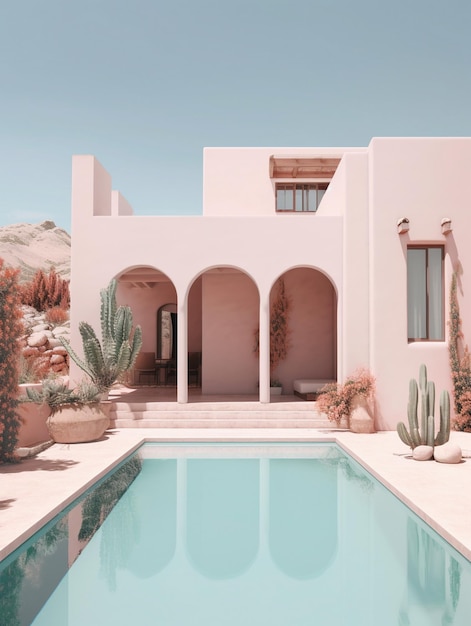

{"left": 293, "top": 379, "right": 335, "bottom": 394}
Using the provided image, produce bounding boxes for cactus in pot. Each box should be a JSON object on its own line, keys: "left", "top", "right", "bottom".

{"left": 60, "top": 279, "right": 142, "bottom": 393}
{"left": 397, "top": 364, "right": 450, "bottom": 450}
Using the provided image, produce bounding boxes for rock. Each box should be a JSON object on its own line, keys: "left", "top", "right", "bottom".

{"left": 413, "top": 445, "right": 434, "bottom": 461}
{"left": 48, "top": 337, "right": 63, "bottom": 349}
{"left": 32, "top": 323, "right": 50, "bottom": 332}
{"left": 52, "top": 326, "right": 70, "bottom": 336}
{"left": 434, "top": 442, "right": 462, "bottom": 464}
{"left": 50, "top": 354, "right": 65, "bottom": 364}
{"left": 52, "top": 346, "right": 68, "bottom": 355}
{"left": 27, "top": 332, "right": 49, "bottom": 348}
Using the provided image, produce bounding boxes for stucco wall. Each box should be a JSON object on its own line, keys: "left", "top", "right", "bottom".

{"left": 368, "top": 137, "right": 471, "bottom": 429}
{"left": 202, "top": 271, "right": 259, "bottom": 394}
{"left": 203, "top": 147, "right": 357, "bottom": 217}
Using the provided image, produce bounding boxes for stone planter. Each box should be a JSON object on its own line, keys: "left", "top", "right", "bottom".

{"left": 349, "top": 394, "right": 375, "bottom": 433}
{"left": 270, "top": 386, "right": 282, "bottom": 396}
{"left": 47, "top": 403, "right": 110, "bottom": 444}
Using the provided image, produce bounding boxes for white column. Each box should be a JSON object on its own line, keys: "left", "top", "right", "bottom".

{"left": 259, "top": 291, "right": 271, "bottom": 403}
{"left": 177, "top": 295, "right": 188, "bottom": 403}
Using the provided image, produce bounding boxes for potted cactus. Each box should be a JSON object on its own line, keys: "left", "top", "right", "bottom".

{"left": 60, "top": 279, "right": 142, "bottom": 395}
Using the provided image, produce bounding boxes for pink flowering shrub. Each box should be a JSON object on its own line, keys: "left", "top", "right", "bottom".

{"left": 452, "top": 390, "right": 471, "bottom": 432}
{"left": 317, "top": 369, "right": 375, "bottom": 427}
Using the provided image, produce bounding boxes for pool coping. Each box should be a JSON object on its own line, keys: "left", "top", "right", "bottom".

{"left": 1, "top": 428, "right": 471, "bottom": 563}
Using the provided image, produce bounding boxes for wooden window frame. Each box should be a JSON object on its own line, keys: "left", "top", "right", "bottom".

{"left": 275, "top": 182, "right": 329, "bottom": 213}
{"left": 407, "top": 245, "right": 444, "bottom": 342}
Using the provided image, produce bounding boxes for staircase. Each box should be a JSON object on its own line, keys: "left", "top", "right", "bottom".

{"left": 109, "top": 396, "right": 337, "bottom": 429}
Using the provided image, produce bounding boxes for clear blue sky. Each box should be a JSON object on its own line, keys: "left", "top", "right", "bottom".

{"left": 1, "top": 0, "right": 470, "bottom": 233}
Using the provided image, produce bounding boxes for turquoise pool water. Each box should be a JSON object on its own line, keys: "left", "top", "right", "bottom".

{"left": 1, "top": 443, "right": 470, "bottom": 625}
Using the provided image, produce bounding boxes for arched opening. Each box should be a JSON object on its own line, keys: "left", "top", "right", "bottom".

{"left": 190, "top": 267, "right": 259, "bottom": 395}
{"left": 269, "top": 267, "right": 337, "bottom": 394}
{"left": 116, "top": 266, "right": 177, "bottom": 387}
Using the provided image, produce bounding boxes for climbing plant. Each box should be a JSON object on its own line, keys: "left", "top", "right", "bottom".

{"left": 253, "top": 277, "right": 291, "bottom": 378}
{"left": 448, "top": 271, "right": 471, "bottom": 431}
{"left": 269, "top": 277, "right": 290, "bottom": 371}
{"left": 0, "top": 259, "right": 23, "bottom": 462}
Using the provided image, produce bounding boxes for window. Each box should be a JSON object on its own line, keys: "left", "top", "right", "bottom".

{"left": 276, "top": 183, "right": 328, "bottom": 212}
{"left": 407, "top": 246, "right": 444, "bottom": 341}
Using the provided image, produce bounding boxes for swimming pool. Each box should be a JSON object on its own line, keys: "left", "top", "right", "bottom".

{"left": 2, "top": 443, "right": 471, "bottom": 625}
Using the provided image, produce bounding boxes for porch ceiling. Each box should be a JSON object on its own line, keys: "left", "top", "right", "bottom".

{"left": 119, "top": 268, "right": 172, "bottom": 289}
{"left": 269, "top": 155, "right": 341, "bottom": 179}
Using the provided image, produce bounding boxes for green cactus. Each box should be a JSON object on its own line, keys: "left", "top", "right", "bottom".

{"left": 61, "top": 279, "right": 142, "bottom": 392}
{"left": 397, "top": 364, "right": 450, "bottom": 450}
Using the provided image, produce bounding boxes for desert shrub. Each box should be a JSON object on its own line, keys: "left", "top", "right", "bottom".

{"left": 18, "top": 353, "right": 51, "bottom": 384}
{"left": 20, "top": 268, "right": 70, "bottom": 312}
{"left": 45, "top": 306, "right": 69, "bottom": 325}
{"left": 0, "top": 259, "right": 23, "bottom": 462}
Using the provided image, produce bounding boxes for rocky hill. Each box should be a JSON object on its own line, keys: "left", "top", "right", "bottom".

{"left": 0, "top": 221, "right": 71, "bottom": 282}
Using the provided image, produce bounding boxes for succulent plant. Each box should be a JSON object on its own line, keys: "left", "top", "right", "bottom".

{"left": 22, "top": 378, "right": 102, "bottom": 412}
{"left": 60, "top": 279, "right": 142, "bottom": 392}
{"left": 397, "top": 364, "right": 450, "bottom": 449}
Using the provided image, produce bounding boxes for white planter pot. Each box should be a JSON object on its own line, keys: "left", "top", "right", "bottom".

{"left": 47, "top": 403, "right": 110, "bottom": 443}
{"left": 270, "top": 386, "right": 282, "bottom": 395}
{"left": 350, "top": 395, "right": 375, "bottom": 433}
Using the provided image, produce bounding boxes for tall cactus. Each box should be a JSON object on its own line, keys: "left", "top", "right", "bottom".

{"left": 397, "top": 364, "right": 450, "bottom": 449}
{"left": 61, "top": 279, "right": 142, "bottom": 392}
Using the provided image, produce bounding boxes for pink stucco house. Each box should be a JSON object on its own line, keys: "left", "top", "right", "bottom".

{"left": 69, "top": 137, "right": 471, "bottom": 430}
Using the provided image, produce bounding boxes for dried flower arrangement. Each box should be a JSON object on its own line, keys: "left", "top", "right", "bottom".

{"left": 317, "top": 369, "right": 375, "bottom": 427}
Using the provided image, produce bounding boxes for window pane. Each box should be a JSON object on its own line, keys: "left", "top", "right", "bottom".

{"left": 428, "top": 248, "right": 443, "bottom": 340}
{"left": 295, "top": 187, "right": 303, "bottom": 212}
{"left": 308, "top": 187, "right": 318, "bottom": 211}
{"left": 407, "top": 249, "right": 427, "bottom": 339}
{"left": 276, "top": 186, "right": 293, "bottom": 211}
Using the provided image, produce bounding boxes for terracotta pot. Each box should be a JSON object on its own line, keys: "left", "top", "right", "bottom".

{"left": 17, "top": 383, "right": 51, "bottom": 447}
{"left": 47, "top": 403, "right": 110, "bottom": 444}
{"left": 349, "top": 394, "right": 376, "bottom": 433}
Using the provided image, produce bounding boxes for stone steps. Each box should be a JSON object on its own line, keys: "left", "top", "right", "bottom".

{"left": 109, "top": 400, "right": 339, "bottom": 429}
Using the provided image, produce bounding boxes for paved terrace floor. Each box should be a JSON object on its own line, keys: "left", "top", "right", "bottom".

{"left": 2, "top": 427, "right": 471, "bottom": 565}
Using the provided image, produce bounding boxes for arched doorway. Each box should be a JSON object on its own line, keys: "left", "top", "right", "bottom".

{"left": 190, "top": 267, "right": 259, "bottom": 395}
{"left": 116, "top": 266, "right": 177, "bottom": 387}
{"left": 269, "top": 267, "right": 337, "bottom": 394}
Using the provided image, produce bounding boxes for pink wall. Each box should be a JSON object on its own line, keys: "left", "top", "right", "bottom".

{"left": 202, "top": 270, "right": 259, "bottom": 394}
{"left": 203, "top": 147, "right": 357, "bottom": 217}
{"left": 367, "top": 138, "right": 471, "bottom": 429}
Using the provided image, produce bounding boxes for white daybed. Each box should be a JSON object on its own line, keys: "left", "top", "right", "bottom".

{"left": 293, "top": 379, "right": 335, "bottom": 401}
